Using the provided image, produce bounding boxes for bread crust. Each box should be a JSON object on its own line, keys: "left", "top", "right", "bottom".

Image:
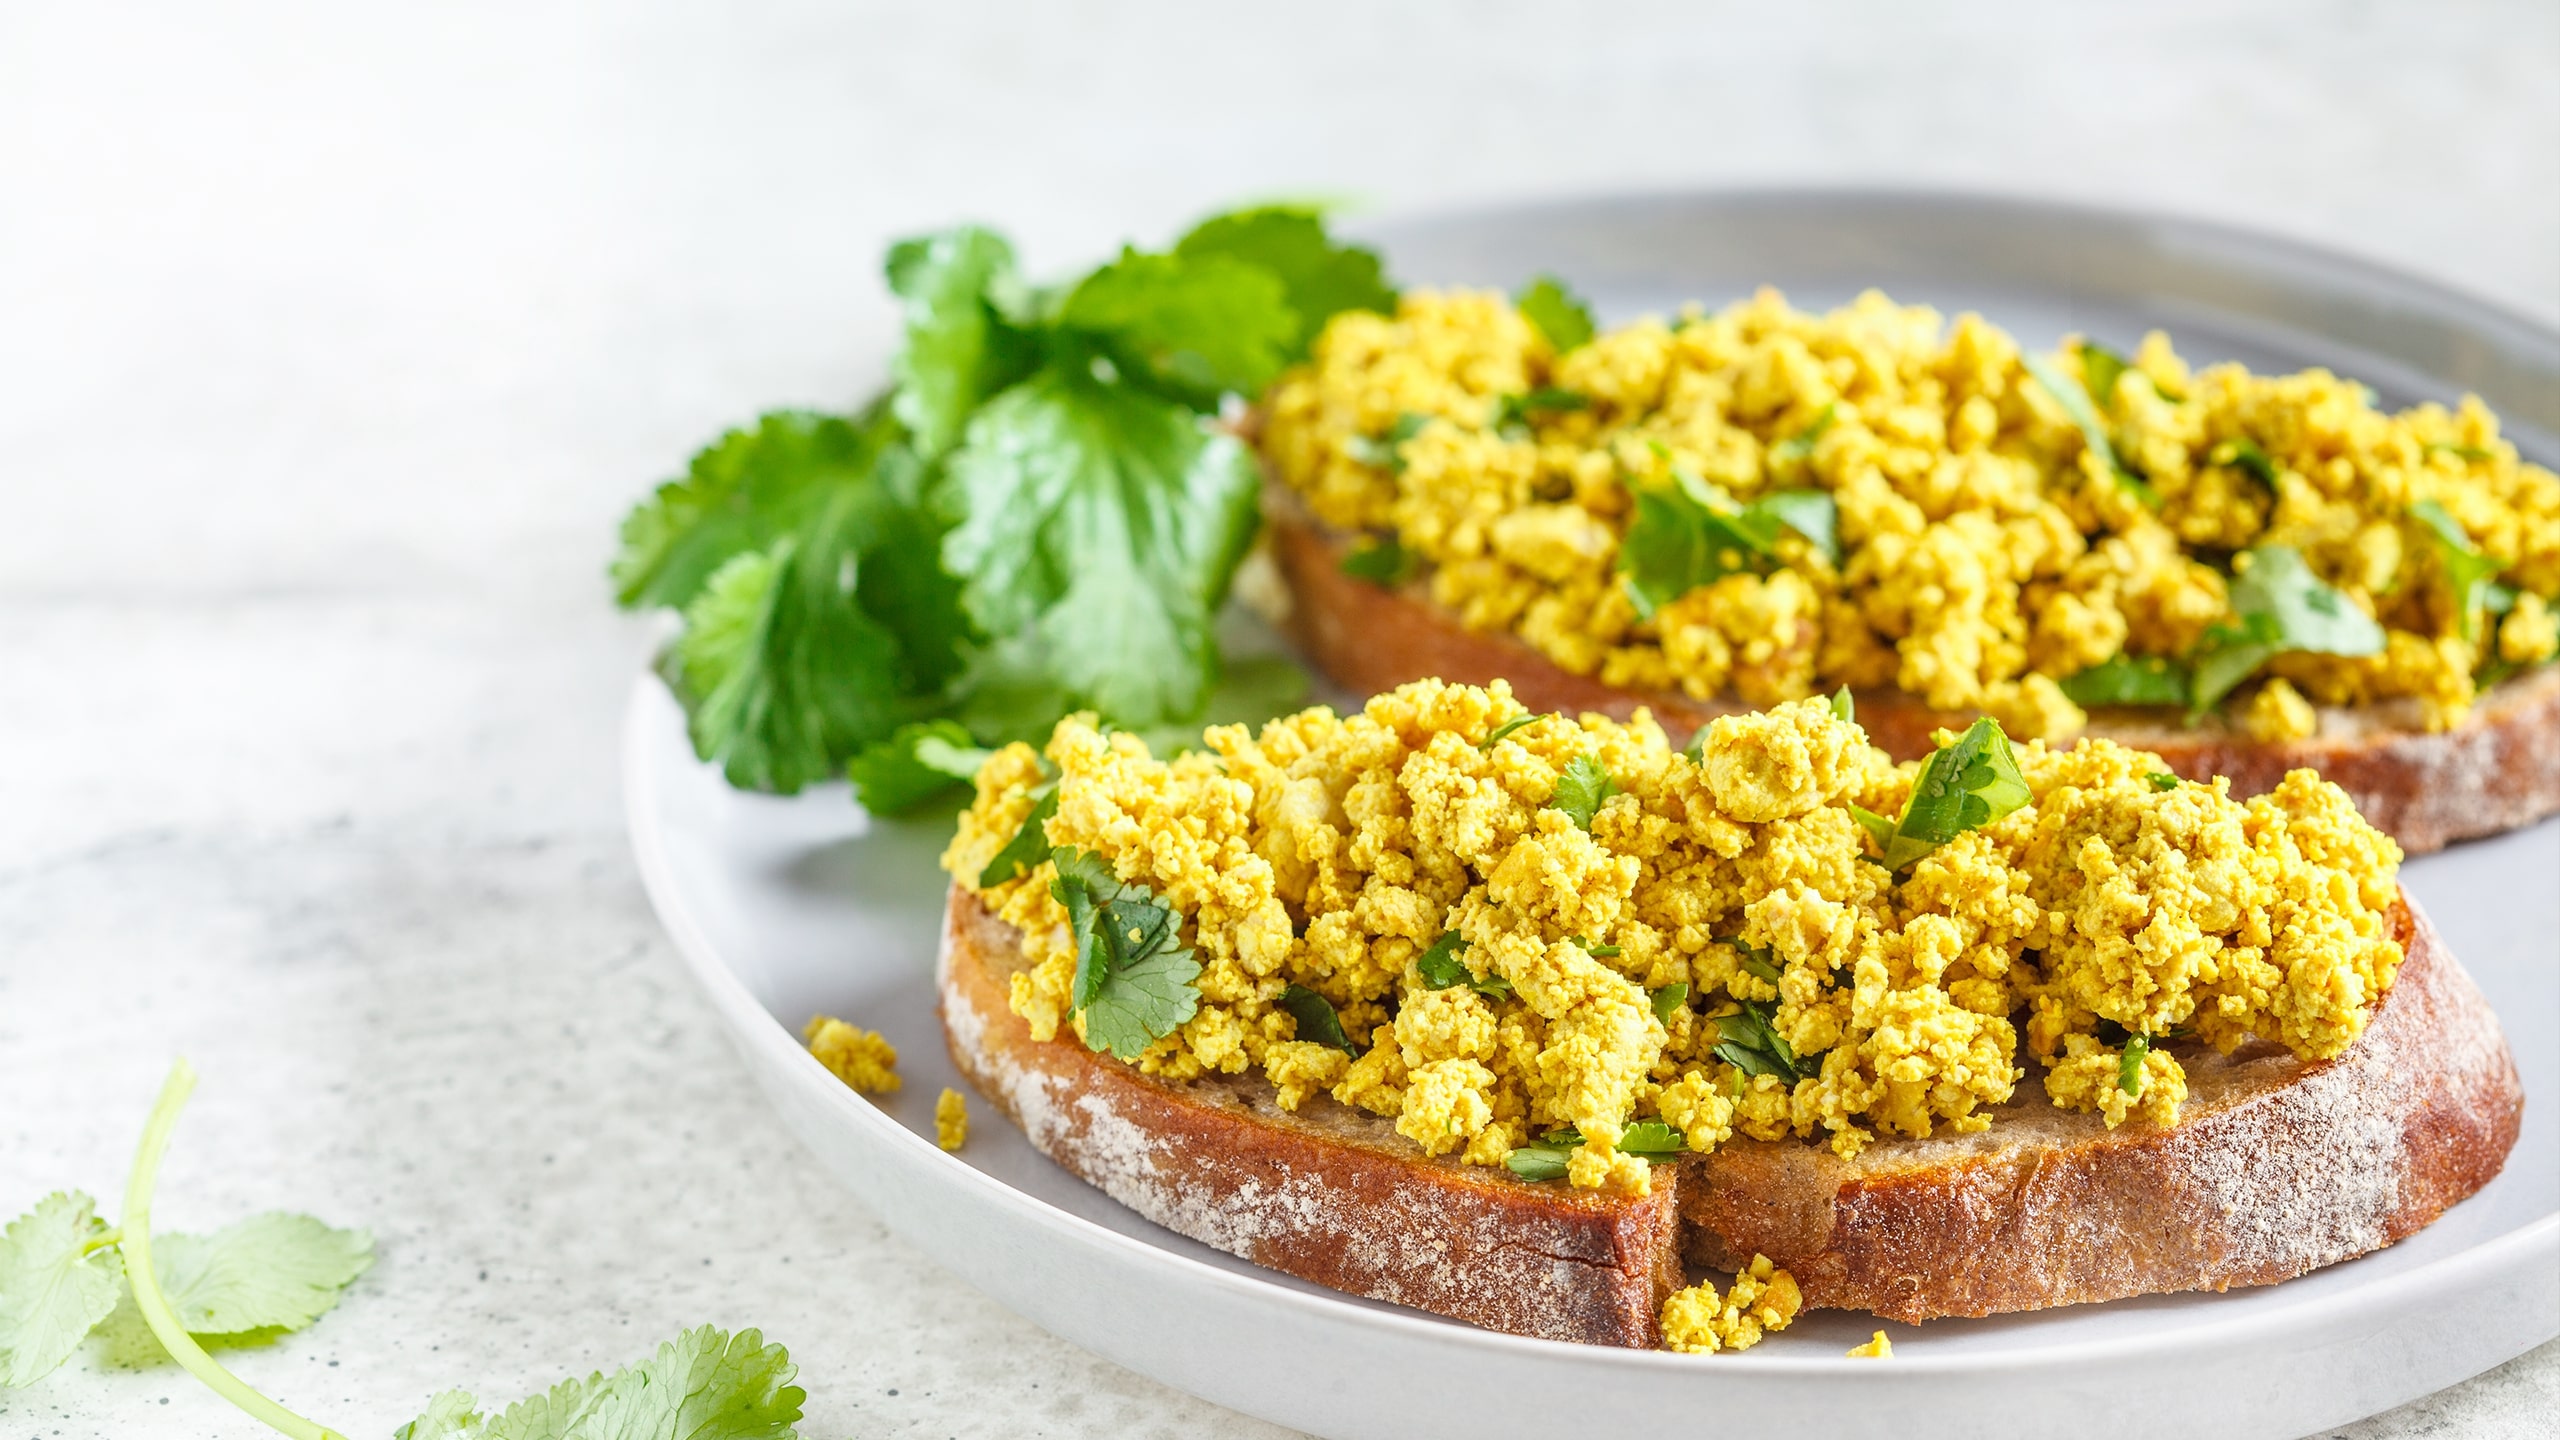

{"left": 1265, "top": 502, "right": 2560, "bottom": 854}
{"left": 940, "top": 883, "right": 2521, "bottom": 1341}
{"left": 937, "top": 888, "right": 1683, "bottom": 1347}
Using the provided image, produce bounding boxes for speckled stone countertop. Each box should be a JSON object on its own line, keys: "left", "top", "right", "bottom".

{"left": 1, "top": 4, "right": 2552, "bottom": 1437}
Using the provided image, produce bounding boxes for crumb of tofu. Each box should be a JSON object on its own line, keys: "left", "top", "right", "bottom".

{"left": 934, "top": 1088, "right": 968, "bottom": 1151}
{"left": 805, "top": 1016, "right": 900, "bottom": 1094}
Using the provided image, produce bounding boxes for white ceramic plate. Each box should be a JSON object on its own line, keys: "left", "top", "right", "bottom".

{"left": 625, "top": 192, "right": 2560, "bottom": 1440}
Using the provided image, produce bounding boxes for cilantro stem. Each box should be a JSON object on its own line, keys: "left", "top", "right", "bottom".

{"left": 78, "top": 1226, "right": 122, "bottom": 1255}
{"left": 121, "top": 1058, "right": 349, "bottom": 1440}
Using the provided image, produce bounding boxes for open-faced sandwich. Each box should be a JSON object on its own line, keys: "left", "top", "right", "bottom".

{"left": 1252, "top": 287, "right": 2560, "bottom": 852}
{"left": 935, "top": 680, "right": 2521, "bottom": 1350}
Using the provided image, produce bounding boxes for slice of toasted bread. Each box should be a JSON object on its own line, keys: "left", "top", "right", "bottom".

{"left": 1264, "top": 500, "right": 2560, "bottom": 855}
{"left": 940, "top": 884, "right": 2521, "bottom": 1343}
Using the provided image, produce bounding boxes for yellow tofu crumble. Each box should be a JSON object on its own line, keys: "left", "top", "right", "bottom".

{"left": 805, "top": 1016, "right": 901, "bottom": 1094}
{"left": 934, "top": 1088, "right": 969, "bottom": 1151}
{"left": 943, "top": 679, "right": 2404, "bottom": 1193}
{"left": 1260, "top": 289, "right": 2560, "bottom": 735}
{"left": 1660, "top": 1255, "right": 1804, "bottom": 1354}
{"left": 1848, "top": 1330, "right": 1893, "bottom": 1358}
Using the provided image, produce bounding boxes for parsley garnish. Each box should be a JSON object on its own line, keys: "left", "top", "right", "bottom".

{"left": 1649, "top": 982, "right": 1689, "bottom": 1026}
{"left": 2021, "top": 350, "right": 2161, "bottom": 508}
{"left": 2118, "top": 1033, "right": 2152, "bottom": 1097}
{"left": 1617, "top": 465, "right": 1840, "bottom": 618}
{"left": 846, "top": 719, "right": 992, "bottom": 817}
{"left": 1514, "top": 274, "right": 1596, "bottom": 353}
{"left": 1049, "top": 847, "right": 1204, "bottom": 1060}
{"left": 2147, "top": 772, "right": 2183, "bottom": 792}
{"left": 1415, "top": 933, "right": 1514, "bottom": 1001}
{"left": 1344, "top": 411, "right": 1429, "bottom": 473}
{"left": 1479, "top": 711, "right": 1554, "bottom": 749}
{"left": 1278, "top": 984, "right": 1358, "bottom": 1054}
{"left": 1504, "top": 1122, "right": 1685, "bottom": 1182}
{"left": 1339, "top": 535, "right": 1421, "bottom": 586}
{"left": 2059, "top": 652, "right": 2192, "bottom": 709}
{"left": 2409, "top": 499, "right": 2510, "bottom": 643}
{"left": 2213, "top": 437, "right": 2279, "bottom": 489}
{"left": 2187, "top": 545, "right": 2387, "bottom": 713}
{"left": 976, "top": 779, "right": 1060, "bottom": 887}
{"left": 1767, "top": 402, "right": 1837, "bottom": 467}
{"left": 1706, "top": 1000, "right": 1801, "bottom": 1083}
{"left": 1550, "top": 754, "right": 1619, "bottom": 831}
{"left": 1854, "top": 716, "right": 2033, "bottom": 872}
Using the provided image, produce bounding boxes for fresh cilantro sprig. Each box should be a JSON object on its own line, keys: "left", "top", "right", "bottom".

{"left": 398, "top": 1325, "right": 807, "bottom": 1440}
{"left": 1514, "top": 274, "right": 1595, "bottom": 353}
{"left": 1491, "top": 386, "right": 1590, "bottom": 436}
{"left": 2074, "top": 340, "right": 2182, "bottom": 406}
{"left": 1649, "top": 982, "right": 1689, "bottom": 1026}
{"left": 1850, "top": 716, "right": 2032, "bottom": 872}
{"left": 2059, "top": 652, "right": 2192, "bottom": 708}
{"left": 1503, "top": 1121, "right": 1686, "bottom": 1182}
{"left": 1549, "top": 754, "right": 1619, "bottom": 831}
{"left": 2408, "top": 500, "right": 2510, "bottom": 644}
{"left": 1339, "top": 536, "right": 1421, "bottom": 586}
{"left": 845, "top": 720, "right": 992, "bottom": 817}
{"left": 2022, "top": 350, "right": 2161, "bottom": 508}
{"left": 1617, "top": 463, "right": 1839, "bottom": 619}
{"left": 1478, "top": 711, "right": 1554, "bottom": 749}
{"left": 2187, "top": 545, "right": 2386, "bottom": 713}
{"left": 1767, "top": 402, "right": 1837, "bottom": 468}
{"left": 2213, "top": 437, "right": 2279, "bottom": 490}
{"left": 1706, "top": 999, "right": 1801, "bottom": 1084}
{"left": 1344, "top": 411, "right": 1429, "bottom": 473}
{"left": 1050, "top": 848, "right": 1204, "bottom": 1061}
{"left": 1414, "top": 933, "right": 1514, "bottom": 1001}
{"left": 2118, "top": 1033, "right": 2152, "bottom": 1098}
{"left": 1278, "top": 985, "right": 1358, "bottom": 1054}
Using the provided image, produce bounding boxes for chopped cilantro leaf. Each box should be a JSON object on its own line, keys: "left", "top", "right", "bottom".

{"left": 2060, "top": 652, "right": 2192, "bottom": 708}
{"left": 1829, "top": 685, "right": 1855, "bottom": 724}
{"left": 2214, "top": 437, "right": 2279, "bottom": 489}
{"left": 884, "top": 227, "right": 1040, "bottom": 459}
{"left": 2022, "top": 351, "right": 2160, "bottom": 508}
{"left": 941, "top": 366, "right": 1262, "bottom": 729}
{"left": 1617, "top": 465, "right": 1837, "bottom": 617}
{"left": 1479, "top": 711, "right": 1553, "bottom": 749}
{"left": 1506, "top": 1121, "right": 1686, "bottom": 1181}
{"left": 2077, "top": 341, "right": 2132, "bottom": 407}
{"left": 1503, "top": 1145, "right": 1571, "bottom": 1182}
{"left": 976, "top": 781, "right": 1060, "bottom": 887}
{"left": 0, "top": 1192, "right": 121, "bottom": 1388}
{"left": 1566, "top": 935, "right": 1623, "bottom": 958}
{"left": 1344, "top": 412, "right": 1429, "bottom": 472}
{"left": 1050, "top": 847, "right": 1203, "bottom": 1060}
{"left": 1550, "top": 754, "right": 1619, "bottom": 831}
{"left": 2426, "top": 441, "right": 2495, "bottom": 463}
{"left": 2148, "top": 772, "right": 2183, "bottom": 792}
{"left": 2187, "top": 545, "right": 2386, "bottom": 713}
{"left": 1172, "top": 205, "right": 1397, "bottom": 355}
{"left": 1514, "top": 274, "right": 1595, "bottom": 353}
{"left": 1708, "top": 999, "right": 1801, "bottom": 1083}
{"left": 1768, "top": 402, "right": 1837, "bottom": 467}
{"left": 1730, "top": 941, "right": 1783, "bottom": 987}
{"left": 1054, "top": 248, "right": 1299, "bottom": 406}
{"left": 1649, "top": 982, "right": 1689, "bottom": 1026}
{"left": 1491, "top": 386, "right": 1590, "bottom": 435}
{"left": 847, "top": 720, "right": 990, "bottom": 817}
{"left": 1756, "top": 488, "right": 1841, "bottom": 565}
{"left": 1279, "top": 984, "right": 1357, "bottom": 1054}
{"left": 1339, "top": 536, "right": 1420, "bottom": 586}
{"left": 2118, "top": 1033, "right": 2151, "bottom": 1097}
{"left": 2409, "top": 499, "right": 2510, "bottom": 643}
{"left": 1860, "top": 717, "right": 2032, "bottom": 872}
{"left": 1414, "top": 933, "right": 1513, "bottom": 1000}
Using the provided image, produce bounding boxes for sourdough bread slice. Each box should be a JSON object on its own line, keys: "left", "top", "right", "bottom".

{"left": 939, "top": 884, "right": 2521, "bottom": 1343}
{"left": 1264, "top": 499, "right": 2560, "bottom": 855}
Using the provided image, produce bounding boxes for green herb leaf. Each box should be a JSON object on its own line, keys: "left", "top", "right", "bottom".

{"left": 1049, "top": 847, "right": 1203, "bottom": 1060}
{"left": 2214, "top": 437, "right": 2279, "bottom": 489}
{"left": 1172, "top": 206, "right": 1396, "bottom": 355}
{"left": 1863, "top": 717, "right": 2033, "bottom": 872}
{"left": 1708, "top": 999, "right": 1801, "bottom": 1083}
{"left": 400, "top": 1324, "right": 807, "bottom": 1440}
{"left": 1503, "top": 1144, "right": 1571, "bottom": 1182}
{"left": 1054, "top": 248, "right": 1299, "bottom": 406}
{"left": 2118, "top": 1033, "right": 2151, "bottom": 1098}
{"left": 1506, "top": 1120, "right": 1686, "bottom": 1181}
{"left": 1279, "top": 984, "right": 1357, "bottom": 1054}
{"left": 847, "top": 719, "right": 991, "bottom": 817}
{"left": 941, "top": 366, "right": 1262, "bottom": 728}
{"left": 139, "top": 1214, "right": 371, "bottom": 1339}
{"left": 1617, "top": 467, "right": 1836, "bottom": 617}
{"left": 2077, "top": 341, "right": 2132, "bottom": 407}
{"left": 2059, "top": 652, "right": 2192, "bottom": 708}
{"left": 0, "top": 1192, "right": 121, "bottom": 1388}
{"left": 1768, "top": 403, "right": 1837, "bottom": 467}
{"left": 977, "top": 779, "right": 1060, "bottom": 888}
{"left": 1731, "top": 940, "right": 1783, "bottom": 987}
{"left": 1828, "top": 685, "right": 1855, "bottom": 724}
{"left": 1514, "top": 274, "right": 1596, "bottom": 353}
{"left": 1479, "top": 711, "right": 1553, "bottom": 750}
{"left": 1414, "top": 933, "right": 1513, "bottom": 1001}
{"left": 2022, "top": 351, "right": 2159, "bottom": 508}
{"left": 2148, "top": 772, "right": 2183, "bottom": 792}
{"left": 611, "top": 409, "right": 892, "bottom": 612}
{"left": 1848, "top": 804, "right": 1895, "bottom": 850}
{"left": 2410, "top": 499, "right": 2510, "bottom": 643}
{"left": 2187, "top": 545, "right": 2387, "bottom": 713}
{"left": 1756, "top": 488, "right": 1841, "bottom": 565}
{"left": 1566, "top": 935, "right": 1624, "bottom": 958}
{"left": 1344, "top": 412, "right": 1429, "bottom": 473}
{"left": 1339, "top": 536, "right": 1420, "bottom": 586}
{"left": 2426, "top": 441, "right": 2495, "bottom": 463}
{"left": 1491, "top": 386, "right": 1591, "bottom": 435}
{"left": 1550, "top": 754, "right": 1619, "bottom": 832}
{"left": 885, "top": 227, "right": 1040, "bottom": 459}
{"left": 1649, "top": 982, "right": 1689, "bottom": 1026}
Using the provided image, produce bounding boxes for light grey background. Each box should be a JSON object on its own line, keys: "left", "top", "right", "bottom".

{"left": 1, "top": 3, "right": 2552, "bottom": 1436}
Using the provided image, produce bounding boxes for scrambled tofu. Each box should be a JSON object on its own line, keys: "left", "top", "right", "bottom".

{"left": 1261, "top": 290, "right": 2560, "bottom": 735}
{"left": 935, "top": 1088, "right": 969, "bottom": 1152}
{"left": 1660, "top": 1255, "right": 1804, "bottom": 1354}
{"left": 942, "top": 680, "right": 2405, "bottom": 1193}
{"left": 1848, "top": 1330, "right": 1893, "bottom": 1358}
{"left": 806, "top": 1016, "right": 901, "bottom": 1094}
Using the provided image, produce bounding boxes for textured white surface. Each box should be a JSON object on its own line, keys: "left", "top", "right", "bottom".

{"left": 0, "top": 2, "right": 2552, "bottom": 1437}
